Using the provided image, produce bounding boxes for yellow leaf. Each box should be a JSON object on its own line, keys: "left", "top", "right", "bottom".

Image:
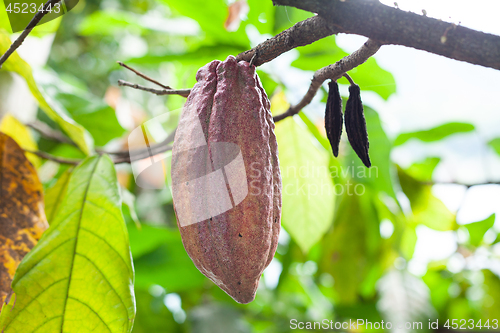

{"left": 0, "top": 114, "right": 40, "bottom": 167}
{"left": 270, "top": 89, "right": 290, "bottom": 116}
{"left": 0, "top": 29, "right": 92, "bottom": 155}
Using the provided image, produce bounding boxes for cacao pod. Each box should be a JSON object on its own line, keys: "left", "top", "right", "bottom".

{"left": 345, "top": 84, "right": 371, "bottom": 168}
{"left": 325, "top": 80, "right": 343, "bottom": 157}
{"left": 171, "top": 55, "right": 282, "bottom": 304}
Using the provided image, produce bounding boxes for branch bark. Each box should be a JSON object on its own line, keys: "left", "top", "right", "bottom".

{"left": 273, "top": 39, "right": 381, "bottom": 122}
{"left": 117, "top": 80, "right": 190, "bottom": 97}
{"left": 236, "top": 15, "right": 338, "bottom": 66}
{"left": 273, "top": 0, "right": 500, "bottom": 70}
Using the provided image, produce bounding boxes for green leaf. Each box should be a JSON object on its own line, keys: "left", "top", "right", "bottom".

{"left": 488, "top": 138, "right": 500, "bottom": 157}
{"left": 343, "top": 106, "right": 397, "bottom": 200}
{"left": 464, "top": 214, "right": 495, "bottom": 247}
{"left": 121, "top": 188, "right": 141, "bottom": 228}
{"left": 292, "top": 36, "right": 396, "bottom": 100}
{"left": 256, "top": 70, "right": 279, "bottom": 99}
{"left": 274, "top": 112, "right": 336, "bottom": 253}
{"left": 291, "top": 36, "right": 349, "bottom": 71}
{"left": 298, "top": 112, "right": 331, "bottom": 152}
{"left": 394, "top": 122, "right": 475, "bottom": 146}
{"left": 159, "top": 0, "right": 249, "bottom": 47}
{"left": 400, "top": 226, "right": 417, "bottom": 259}
{"left": 0, "top": 1, "right": 12, "bottom": 33}
{"left": 273, "top": 5, "right": 314, "bottom": 33}
{"left": 398, "top": 166, "right": 456, "bottom": 231}
{"left": 44, "top": 168, "right": 73, "bottom": 224}
{"left": 78, "top": 11, "right": 145, "bottom": 36}
{"left": 319, "top": 191, "right": 381, "bottom": 304}
{"left": 482, "top": 270, "right": 500, "bottom": 320}
{"left": 36, "top": 70, "right": 125, "bottom": 146}
{"left": 346, "top": 57, "right": 396, "bottom": 100}
{"left": 0, "top": 29, "right": 92, "bottom": 154}
{"left": 131, "top": 288, "right": 177, "bottom": 333}
{"left": 188, "top": 304, "right": 251, "bottom": 333}
{"left": 127, "top": 44, "right": 246, "bottom": 67}
{"left": 405, "top": 157, "right": 441, "bottom": 182}
{"left": 422, "top": 267, "right": 453, "bottom": 313}
{"left": 58, "top": 93, "right": 125, "bottom": 146}
{"left": 1, "top": 155, "right": 135, "bottom": 332}
{"left": 246, "top": 0, "right": 275, "bottom": 35}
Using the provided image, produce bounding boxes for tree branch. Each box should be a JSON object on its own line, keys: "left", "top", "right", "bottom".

{"left": 236, "top": 15, "right": 338, "bottom": 66}
{"left": 0, "top": 0, "right": 61, "bottom": 68}
{"left": 273, "top": 0, "right": 500, "bottom": 70}
{"left": 273, "top": 38, "right": 381, "bottom": 122}
{"left": 428, "top": 181, "right": 500, "bottom": 188}
{"left": 117, "top": 61, "right": 172, "bottom": 89}
{"left": 27, "top": 121, "right": 76, "bottom": 146}
{"left": 24, "top": 149, "right": 81, "bottom": 165}
{"left": 104, "top": 129, "right": 176, "bottom": 163}
{"left": 118, "top": 80, "right": 190, "bottom": 97}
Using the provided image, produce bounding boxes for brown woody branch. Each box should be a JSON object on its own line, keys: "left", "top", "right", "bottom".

{"left": 103, "top": 129, "right": 176, "bottom": 163}
{"left": 273, "top": 39, "right": 381, "bottom": 122}
{"left": 273, "top": 0, "right": 500, "bottom": 70}
{"left": 426, "top": 181, "right": 500, "bottom": 188}
{"left": 25, "top": 149, "right": 81, "bottom": 165}
{"left": 27, "top": 121, "right": 76, "bottom": 146}
{"left": 118, "top": 80, "right": 190, "bottom": 98}
{"left": 26, "top": 132, "right": 175, "bottom": 165}
{"left": 117, "top": 61, "right": 172, "bottom": 89}
{"left": 236, "top": 15, "right": 338, "bottom": 66}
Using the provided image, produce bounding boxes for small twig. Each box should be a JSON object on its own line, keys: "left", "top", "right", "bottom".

{"left": 343, "top": 73, "right": 355, "bottom": 86}
{"left": 104, "top": 128, "right": 176, "bottom": 160}
{"left": 426, "top": 181, "right": 500, "bottom": 188}
{"left": 24, "top": 149, "right": 81, "bottom": 165}
{"left": 27, "top": 121, "right": 76, "bottom": 146}
{"left": 23, "top": 136, "right": 174, "bottom": 165}
{"left": 118, "top": 80, "right": 190, "bottom": 98}
{"left": 273, "top": 39, "right": 381, "bottom": 122}
{"left": 117, "top": 61, "right": 172, "bottom": 89}
{"left": 113, "top": 143, "right": 173, "bottom": 164}
{"left": 0, "top": 0, "right": 61, "bottom": 68}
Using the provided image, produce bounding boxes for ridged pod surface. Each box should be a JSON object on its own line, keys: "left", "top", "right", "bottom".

{"left": 324, "top": 80, "right": 343, "bottom": 157}
{"left": 171, "top": 55, "right": 282, "bottom": 303}
{"left": 345, "top": 84, "right": 371, "bottom": 168}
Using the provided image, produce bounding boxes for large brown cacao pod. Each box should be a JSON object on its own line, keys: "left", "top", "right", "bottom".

{"left": 171, "top": 55, "right": 282, "bottom": 304}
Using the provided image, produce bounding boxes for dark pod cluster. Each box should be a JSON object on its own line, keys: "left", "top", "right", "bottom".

{"left": 324, "top": 80, "right": 371, "bottom": 168}
{"left": 324, "top": 80, "right": 343, "bottom": 157}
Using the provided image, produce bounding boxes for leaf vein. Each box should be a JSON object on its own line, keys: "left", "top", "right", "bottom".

{"left": 67, "top": 297, "right": 112, "bottom": 333}
{"left": 75, "top": 252, "right": 129, "bottom": 320}
{"left": 79, "top": 227, "right": 132, "bottom": 276}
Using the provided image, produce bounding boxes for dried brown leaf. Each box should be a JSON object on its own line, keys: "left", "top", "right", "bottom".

{"left": 0, "top": 133, "right": 48, "bottom": 305}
